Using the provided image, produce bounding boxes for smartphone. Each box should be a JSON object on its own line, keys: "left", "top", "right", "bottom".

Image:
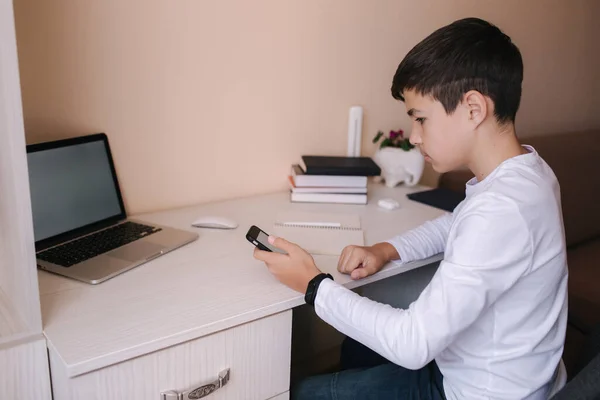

{"left": 246, "top": 225, "right": 286, "bottom": 254}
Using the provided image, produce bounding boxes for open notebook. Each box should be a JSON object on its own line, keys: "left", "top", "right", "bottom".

{"left": 273, "top": 211, "right": 364, "bottom": 256}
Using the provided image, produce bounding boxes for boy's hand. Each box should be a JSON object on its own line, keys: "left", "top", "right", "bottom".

{"left": 253, "top": 236, "right": 321, "bottom": 294}
{"left": 338, "top": 243, "right": 399, "bottom": 280}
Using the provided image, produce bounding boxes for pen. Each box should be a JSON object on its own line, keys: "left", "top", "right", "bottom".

{"left": 281, "top": 222, "right": 342, "bottom": 228}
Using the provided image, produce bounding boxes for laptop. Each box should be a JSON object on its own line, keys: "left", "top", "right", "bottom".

{"left": 27, "top": 133, "right": 199, "bottom": 284}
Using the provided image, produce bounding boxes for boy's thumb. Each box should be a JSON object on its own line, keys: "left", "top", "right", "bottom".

{"left": 268, "top": 236, "right": 294, "bottom": 252}
{"left": 350, "top": 265, "right": 374, "bottom": 280}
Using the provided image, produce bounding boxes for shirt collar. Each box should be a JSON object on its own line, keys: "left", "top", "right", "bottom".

{"left": 465, "top": 145, "right": 537, "bottom": 197}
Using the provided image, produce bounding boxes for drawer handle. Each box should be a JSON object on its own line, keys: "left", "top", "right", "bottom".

{"left": 161, "top": 368, "right": 231, "bottom": 400}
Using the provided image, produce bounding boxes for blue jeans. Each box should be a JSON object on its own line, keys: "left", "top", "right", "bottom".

{"left": 292, "top": 337, "right": 446, "bottom": 400}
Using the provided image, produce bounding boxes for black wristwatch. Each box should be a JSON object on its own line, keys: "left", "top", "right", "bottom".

{"left": 304, "top": 273, "right": 333, "bottom": 306}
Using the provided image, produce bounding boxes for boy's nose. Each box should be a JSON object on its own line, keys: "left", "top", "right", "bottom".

{"left": 409, "top": 130, "right": 421, "bottom": 145}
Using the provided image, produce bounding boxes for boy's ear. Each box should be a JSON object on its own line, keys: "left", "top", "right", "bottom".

{"left": 463, "top": 90, "right": 488, "bottom": 127}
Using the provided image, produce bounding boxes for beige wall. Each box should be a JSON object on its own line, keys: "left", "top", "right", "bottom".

{"left": 14, "top": 0, "right": 600, "bottom": 214}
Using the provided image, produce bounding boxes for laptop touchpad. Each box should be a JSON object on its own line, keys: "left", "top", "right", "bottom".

{"left": 108, "top": 241, "right": 166, "bottom": 262}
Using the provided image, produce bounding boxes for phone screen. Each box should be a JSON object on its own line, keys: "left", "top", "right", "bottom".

{"left": 260, "top": 231, "right": 287, "bottom": 253}
{"left": 250, "top": 227, "right": 286, "bottom": 254}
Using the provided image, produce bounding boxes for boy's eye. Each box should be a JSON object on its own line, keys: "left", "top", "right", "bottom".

{"left": 415, "top": 117, "right": 426, "bottom": 124}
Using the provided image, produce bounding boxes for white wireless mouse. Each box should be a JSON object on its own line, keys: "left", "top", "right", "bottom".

{"left": 191, "top": 216, "right": 238, "bottom": 229}
{"left": 378, "top": 198, "right": 400, "bottom": 210}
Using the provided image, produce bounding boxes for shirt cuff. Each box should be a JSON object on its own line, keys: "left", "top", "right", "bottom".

{"left": 313, "top": 276, "right": 338, "bottom": 312}
{"left": 384, "top": 239, "right": 410, "bottom": 266}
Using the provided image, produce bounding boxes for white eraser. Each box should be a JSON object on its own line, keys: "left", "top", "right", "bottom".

{"left": 378, "top": 198, "right": 400, "bottom": 210}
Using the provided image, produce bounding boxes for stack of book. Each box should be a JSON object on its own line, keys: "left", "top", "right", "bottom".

{"left": 288, "top": 155, "right": 381, "bottom": 204}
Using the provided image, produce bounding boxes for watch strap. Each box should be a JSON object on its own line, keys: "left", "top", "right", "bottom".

{"left": 304, "top": 273, "right": 333, "bottom": 306}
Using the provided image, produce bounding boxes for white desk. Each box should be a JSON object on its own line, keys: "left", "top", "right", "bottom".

{"left": 38, "top": 183, "right": 445, "bottom": 400}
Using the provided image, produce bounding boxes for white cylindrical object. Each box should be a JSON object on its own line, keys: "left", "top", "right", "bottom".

{"left": 347, "top": 106, "right": 363, "bottom": 157}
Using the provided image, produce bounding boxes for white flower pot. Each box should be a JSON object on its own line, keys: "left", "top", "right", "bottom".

{"left": 373, "top": 147, "right": 425, "bottom": 187}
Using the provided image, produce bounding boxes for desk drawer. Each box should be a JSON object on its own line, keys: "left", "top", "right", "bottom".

{"left": 51, "top": 311, "right": 292, "bottom": 400}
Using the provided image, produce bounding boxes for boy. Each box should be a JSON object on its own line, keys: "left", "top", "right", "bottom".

{"left": 254, "top": 17, "right": 568, "bottom": 399}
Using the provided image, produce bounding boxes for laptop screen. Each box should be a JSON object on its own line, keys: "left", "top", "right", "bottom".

{"left": 27, "top": 135, "right": 125, "bottom": 244}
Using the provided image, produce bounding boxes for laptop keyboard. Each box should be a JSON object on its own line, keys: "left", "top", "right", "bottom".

{"left": 37, "top": 222, "right": 162, "bottom": 267}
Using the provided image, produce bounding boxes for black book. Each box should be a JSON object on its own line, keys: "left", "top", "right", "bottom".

{"left": 300, "top": 156, "right": 381, "bottom": 176}
{"left": 406, "top": 188, "right": 465, "bottom": 212}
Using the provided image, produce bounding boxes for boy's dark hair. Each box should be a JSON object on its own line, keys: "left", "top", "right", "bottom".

{"left": 391, "top": 17, "right": 523, "bottom": 124}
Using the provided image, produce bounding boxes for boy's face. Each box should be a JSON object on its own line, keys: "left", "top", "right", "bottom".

{"left": 403, "top": 90, "right": 474, "bottom": 173}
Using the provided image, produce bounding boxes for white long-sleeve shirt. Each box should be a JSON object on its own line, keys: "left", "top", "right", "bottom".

{"left": 314, "top": 146, "right": 568, "bottom": 399}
